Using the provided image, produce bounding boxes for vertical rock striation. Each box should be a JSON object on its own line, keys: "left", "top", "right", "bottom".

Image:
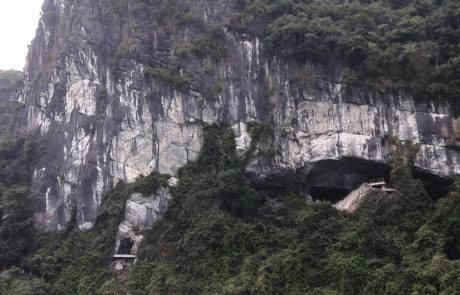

{"left": 16, "top": 0, "right": 460, "bottom": 230}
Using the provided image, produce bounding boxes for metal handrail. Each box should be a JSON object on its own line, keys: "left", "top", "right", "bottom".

{"left": 368, "top": 178, "right": 385, "bottom": 184}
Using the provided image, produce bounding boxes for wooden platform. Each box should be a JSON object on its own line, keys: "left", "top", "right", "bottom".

{"left": 113, "top": 254, "right": 137, "bottom": 259}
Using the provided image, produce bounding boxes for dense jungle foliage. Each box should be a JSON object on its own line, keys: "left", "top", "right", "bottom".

{"left": 0, "top": 71, "right": 46, "bottom": 271}
{"left": 108, "top": 0, "right": 460, "bottom": 114}
{"left": 1, "top": 123, "right": 459, "bottom": 295}
{"left": 1, "top": 0, "right": 460, "bottom": 293}
{"left": 100, "top": 0, "right": 460, "bottom": 113}
{"left": 232, "top": 0, "right": 460, "bottom": 114}
{"left": 0, "top": 71, "right": 22, "bottom": 97}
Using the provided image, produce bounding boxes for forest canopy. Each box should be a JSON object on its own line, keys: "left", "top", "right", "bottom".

{"left": 231, "top": 0, "right": 460, "bottom": 114}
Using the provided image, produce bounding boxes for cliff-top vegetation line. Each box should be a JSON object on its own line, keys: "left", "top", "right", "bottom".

{"left": 118, "top": 0, "right": 460, "bottom": 114}
{"left": 0, "top": 0, "right": 459, "bottom": 294}
{"left": 235, "top": 0, "right": 460, "bottom": 115}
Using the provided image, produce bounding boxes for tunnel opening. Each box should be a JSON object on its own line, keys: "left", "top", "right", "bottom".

{"left": 306, "top": 158, "right": 392, "bottom": 203}
{"left": 306, "top": 158, "right": 452, "bottom": 203}
{"left": 117, "top": 238, "right": 135, "bottom": 255}
{"left": 412, "top": 169, "right": 453, "bottom": 202}
{"left": 443, "top": 236, "right": 460, "bottom": 260}
{"left": 249, "top": 157, "right": 452, "bottom": 205}
{"left": 309, "top": 187, "right": 349, "bottom": 203}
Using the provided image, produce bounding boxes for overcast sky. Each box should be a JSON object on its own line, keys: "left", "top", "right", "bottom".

{"left": 0, "top": 1, "right": 43, "bottom": 71}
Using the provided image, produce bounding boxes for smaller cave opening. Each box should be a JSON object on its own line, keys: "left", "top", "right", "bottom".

{"left": 249, "top": 158, "right": 453, "bottom": 207}
{"left": 443, "top": 236, "right": 460, "bottom": 260}
{"left": 305, "top": 158, "right": 453, "bottom": 204}
{"left": 412, "top": 170, "right": 452, "bottom": 201}
{"left": 306, "top": 158, "right": 392, "bottom": 204}
{"left": 308, "top": 187, "right": 349, "bottom": 204}
{"left": 117, "top": 238, "right": 135, "bottom": 255}
{"left": 307, "top": 158, "right": 392, "bottom": 191}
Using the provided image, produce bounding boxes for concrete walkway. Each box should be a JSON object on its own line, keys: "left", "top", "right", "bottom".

{"left": 334, "top": 180, "right": 395, "bottom": 213}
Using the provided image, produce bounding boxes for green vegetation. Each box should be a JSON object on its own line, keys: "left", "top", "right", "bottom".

{"left": 0, "top": 172, "right": 169, "bottom": 295}
{"left": 1, "top": 123, "right": 460, "bottom": 294}
{"left": 144, "top": 60, "right": 192, "bottom": 92}
{"left": 3, "top": 0, "right": 460, "bottom": 293}
{"left": 0, "top": 71, "right": 45, "bottom": 271}
{"left": 245, "top": 121, "right": 275, "bottom": 161}
{"left": 69, "top": 0, "right": 460, "bottom": 113}
{"left": 0, "top": 70, "right": 22, "bottom": 97}
{"left": 231, "top": 0, "right": 460, "bottom": 115}
{"left": 117, "top": 128, "right": 459, "bottom": 294}
{"left": 143, "top": 22, "right": 228, "bottom": 91}
{"left": 0, "top": 266, "right": 50, "bottom": 295}
{"left": 147, "top": 0, "right": 203, "bottom": 32}
{"left": 101, "top": 0, "right": 228, "bottom": 92}
{"left": 191, "top": 25, "right": 228, "bottom": 62}
{"left": 0, "top": 186, "right": 35, "bottom": 270}
{"left": 143, "top": 56, "right": 193, "bottom": 92}
{"left": 0, "top": 127, "right": 44, "bottom": 270}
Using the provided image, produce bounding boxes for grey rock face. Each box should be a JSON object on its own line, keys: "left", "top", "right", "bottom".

{"left": 112, "top": 186, "right": 171, "bottom": 270}
{"left": 114, "top": 187, "right": 171, "bottom": 255}
{"left": 17, "top": 0, "right": 460, "bottom": 230}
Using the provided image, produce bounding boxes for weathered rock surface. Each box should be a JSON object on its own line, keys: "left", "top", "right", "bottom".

{"left": 114, "top": 187, "right": 170, "bottom": 255}
{"left": 111, "top": 186, "right": 171, "bottom": 270}
{"left": 16, "top": 0, "right": 460, "bottom": 230}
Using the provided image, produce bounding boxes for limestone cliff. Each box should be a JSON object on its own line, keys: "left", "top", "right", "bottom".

{"left": 16, "top": 0, "right": 460, "bottom": 230}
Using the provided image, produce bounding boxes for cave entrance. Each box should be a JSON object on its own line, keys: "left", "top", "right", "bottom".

{"left": 306, "top": 158, "right": 392, "bottom": 203}
{"left": 413, "top": 170, "right": 452, "bottom": 201}
{"left": 309, "top": 187, "right": 349, "bottom": 203}
{"left": 306, "top": 158, "right": 452, "bottom": 203}
{"left": 249, "top": 157, "right": 452, "bottom": 204}
{"left": 117, "top": 238, "right": 135, "bottom": 255}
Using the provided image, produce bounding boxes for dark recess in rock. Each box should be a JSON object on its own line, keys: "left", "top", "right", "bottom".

{"left": 117, "top": 238, "right": 134, "bottom": 255}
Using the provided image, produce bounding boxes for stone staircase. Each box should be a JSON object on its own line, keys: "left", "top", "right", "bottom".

{"left": 334, "top": 179, "right": 396, "bottom": 213}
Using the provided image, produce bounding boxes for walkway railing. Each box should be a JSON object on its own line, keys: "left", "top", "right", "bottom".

{"left": 357, "top": 179, "right": 396, "bottom": 197}
{"left": 113, "top": 254, "right": 137, "bottom": 259}
{"left": 368, "top": 178, "right": 385, "bottom": 185}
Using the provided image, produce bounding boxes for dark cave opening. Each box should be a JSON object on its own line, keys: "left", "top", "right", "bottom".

{"left": 308, "top": 187, "right": 349, "bottom": 203}
{"left": 443, "top": 236, "right": 460, "bottom": 260}
{"left": 250, "top": 157, "right": 453, "bottom": 205}
{"left": 412, "top": 169, "right": 452, "bottom": 201}
{"left": 117, "top": 238, "right": 135, "bottom": 255}
{"left": 306, "top": 158, "right": 452, "bottom": 203}
{"left": 306, "top": 158, "right": 392, "bottom": 203}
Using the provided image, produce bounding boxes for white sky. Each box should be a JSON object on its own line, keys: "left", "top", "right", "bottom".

{"left": 0, "top": 1, "right": 43, "bottom": 70}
